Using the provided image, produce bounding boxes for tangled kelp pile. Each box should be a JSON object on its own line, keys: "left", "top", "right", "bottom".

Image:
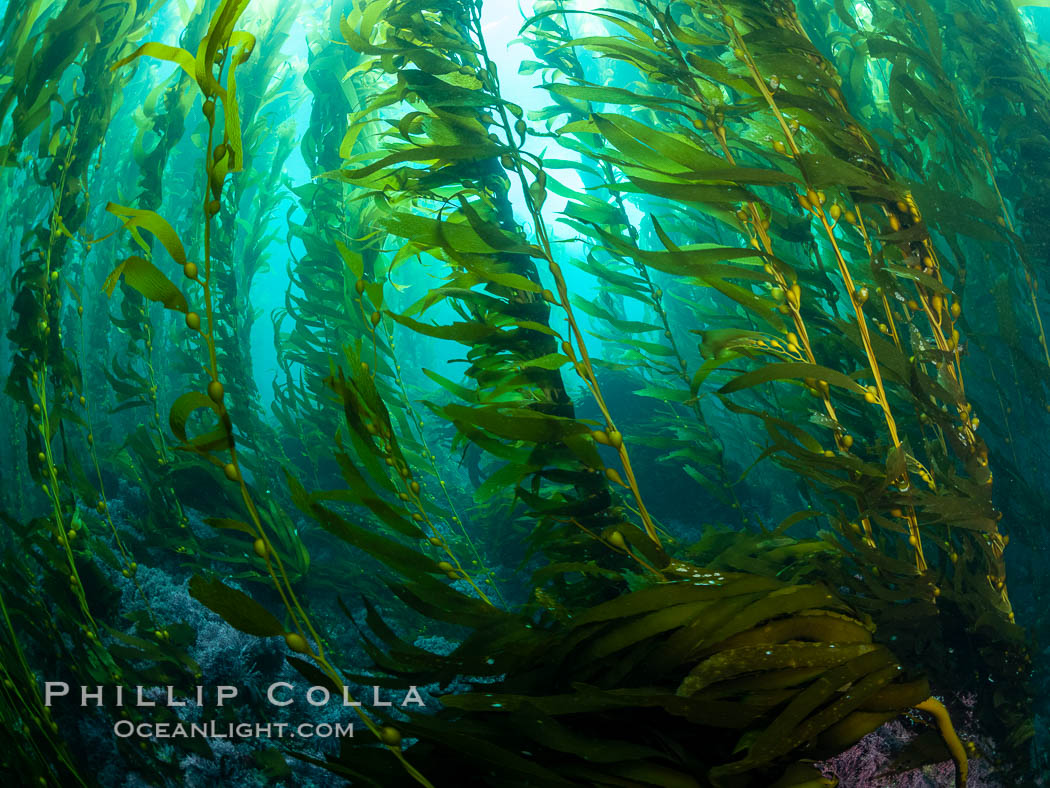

{"left": 1, "top": 0, "right": 1049, "bottom": 785}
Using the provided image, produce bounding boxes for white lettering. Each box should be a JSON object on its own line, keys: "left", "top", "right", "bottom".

{"left": 372, "top": 686, "right": 392, "bottom": 707}
{"left": 43, "top": 682, "right": 68, "bottom": 706}
{"left": 402, "top": 686, "right": 425, "bottom": 707}
{"left": 342, "top": 686, "right": 361, "bottom": 706}
{"left": 268, "top": 682, "right": 294, "bottom": 706}
{"left": 81, "top": 686, "right": 103, "bottom": 707}
{"left": 167, "top": 686, "right": 185, "bottom": 707}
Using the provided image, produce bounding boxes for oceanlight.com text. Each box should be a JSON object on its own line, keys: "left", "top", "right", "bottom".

{"left": 113, "top": 720, "right": 355, "bottom": 739}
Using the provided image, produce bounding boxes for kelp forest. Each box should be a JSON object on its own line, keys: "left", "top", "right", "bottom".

{"left": 2, "top": 0, "right": 1050, "bottom": 785}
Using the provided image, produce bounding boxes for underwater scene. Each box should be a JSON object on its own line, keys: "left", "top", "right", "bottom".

{"left": 7, "top": 0, "right": 1050, "bottom": 785}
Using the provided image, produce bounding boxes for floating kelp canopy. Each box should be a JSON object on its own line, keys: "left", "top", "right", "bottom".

{"left": 1, "top": 0, "right": 1049, "bottom": 785}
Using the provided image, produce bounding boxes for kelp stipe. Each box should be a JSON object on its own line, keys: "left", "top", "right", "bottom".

{"left": 100, "top": 2, "right": 438, "bottom": 786}
{"left": 520, "top": 0, "right": 749, "bottom": 522}
{"left": 0, "top": 0, "right": 181, "bottom": 783}
{"left": 324, "top": 0, "right": 1035, "bottom": 782}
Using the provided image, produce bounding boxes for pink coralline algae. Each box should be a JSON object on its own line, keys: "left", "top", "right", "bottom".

{"left": 817, "top": 696, "right": 1008, "bottom": 788}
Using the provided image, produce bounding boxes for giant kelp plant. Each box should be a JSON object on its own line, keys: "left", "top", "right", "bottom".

{"left": 2, "top": 0, "right": 1050, "bottom": 785}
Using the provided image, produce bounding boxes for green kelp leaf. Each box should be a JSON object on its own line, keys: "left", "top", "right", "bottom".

{"left": 571, "top": 685, "right": 768, "bottom": 729}
{"left": 797, "top": 154, "right": 903, "bottom": 200}
{"left": 422, "top": 368, "right": 475, "bottom": 401}
{"left": 908, "top": 182, "right": 1003, "bottom": 241}
{"left": 544, "top": 83, "right": 687, "bottom": 114}
{"left": 109, "top": 399, "right": 150, "bottom": 413}
{"left": 619, "top": 177, "right": 749, "bottom": 204}
{"left": 592, "top": 331, "right": 676, "bottom": 357}
{"left": 101, "top": 626, "right": 173, "bottom": 662}
{"left": 882, "top": 263, "right": 950, "bottom": 294}
{"left": 169, "top": 391, "right": 230, "bottom": 452}
{"left": 633, "top": 385, "right": 695, "bottom": 403}
{"left": 388, "top": 571, "right": 511, "bottom": 631}
{"left": 719, "top": 362, "right": 866, "bottom": 395}
{"left": 560, "top": 191, "right": 626, "bottom": 228}
{"left": 188, "top": 575, "right": 283, "bottom": 637}
{"left": 103, "top": 256, "right": 188, "bottom": 312}
{"left": 285, "top": 656, "right": 339, "bottom": 695}
{"left": 327, "top": 143, "right": 502, "bottom": 181}
{"left": 567, "top": 217, "right": 770, "bottom": 280}
{"left": 195, "top": 0, "right": 252, "bottom": 97}
{"left": 643, "top": 592, "right": 769, "bottom": 676}
{"left": 260, "top": 502, "right": 310, "bottom": 577}
{"left": 910, "top": 490, "right": 996, "bottom": 531}
{"left": 357, "top": 596, "right": 455, "bottom": 673}
{"left": 817, "top": 709, "right": 900, "bottom": 754}
{"left": 444, "top": 403, "right": 589, "bottom": 444}
{"left": 331, "top": 451, "right": 424, "bottom": 539}
{"left": 340, "top": 0, "right": 396, "bottom": 54}
{"left": 475, "top": 462, "right": 532, "bottom": 502}
{"left": 743, "top": 26, "right": 819, "bottom": 53}
{"left": 105, "top": 203, "right": 188, "bottom": 266}
{"left": 457, "top": 196, "right": 539, "bottom": 257}
{"left": 711, "top": 611, "right": 874, "bottom": 652}
{"left": 592, "top": 112, "right": 719, "bottom": 174}
{"left": 691, "top": 354, "right": 745, "bottom": 392}
{"left": 286, "top": 473, "right": 437, "bottom": 577}
{"left": 387, "top": 310, "right": 496, "bottom": 343}
{"left": 335, "top": 239, "right": 364, "bottom": 279}
{"left": 680, "top": 667, "right": 828, "bottom": 697}
{"left": 518, "top": 353, "right": 571, "bottom": 371}
{"left": 699, "top": 585, "right": 852, "bottom": 650}
{"left": 457, "top": 254, "right": 544, "bottom": 293}
{"left": 380, "top": 211, "right": 516, "bottom": 255}
{"left": 203, "top": 517, "right": 255, "bottom": 535}
{"left": 572, "top": 296, "right": 662, "bottom": 334}
{"left": 773, "top": 510, "right": 822, "bottom": 535}
{"left": 884, "top": 444, "right": 908, "bottom": 490}
{"left": 731, "top": 648, "right": 899, "bottom": 771}
{"left": 558, "top": 35, "right": 668, "bottom": 76}
{"left": 834, "top": 0, "right": 861, "bottom": 28}
{"left": 596, "top": 115, "right": 795, "bottom": 187}
{"left": 111, "top": 42, "right": 196, "bottom": 81}
{"left": 861, "top": 678, "right": 931, "bottom": 712}
{"left": 757, "top": 53, "right": 834, "bottom": 90}
{"left": 572, "top": 576, "right": 783, "bottom": 629}
{"left": 678, "top": 642, "right": 876, "bottom": 697}
{"left": 706, "top": 276, "right": 786, "bottom": 332}
{"left": 584, "top": 601, "right": 712, "bottom": 660}
{"left": 219, "top": 30, "right": 254, "bottom": 173}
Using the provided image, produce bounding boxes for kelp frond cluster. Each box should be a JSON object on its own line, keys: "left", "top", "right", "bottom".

{"left": 1, "top": 0, "right": 1049, "bottom": 785}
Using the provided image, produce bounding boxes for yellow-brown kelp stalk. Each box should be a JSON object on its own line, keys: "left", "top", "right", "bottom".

{"left": 640, "top": 5, "right": 866, "bottom": 537}
{"left": 721, "top": 0, "right": 1010, "bottom": 610}
{"left": 106, "top": 4, "right": 434, "bottom": 783}
{"left": 721, "top": 9, "right": 931, "bottom": 572}
{"left": 467, "top": 0, "right": 660, "bottom": 546}
{"left": 35, "top": 118, "right": 96, "bottom": 628}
